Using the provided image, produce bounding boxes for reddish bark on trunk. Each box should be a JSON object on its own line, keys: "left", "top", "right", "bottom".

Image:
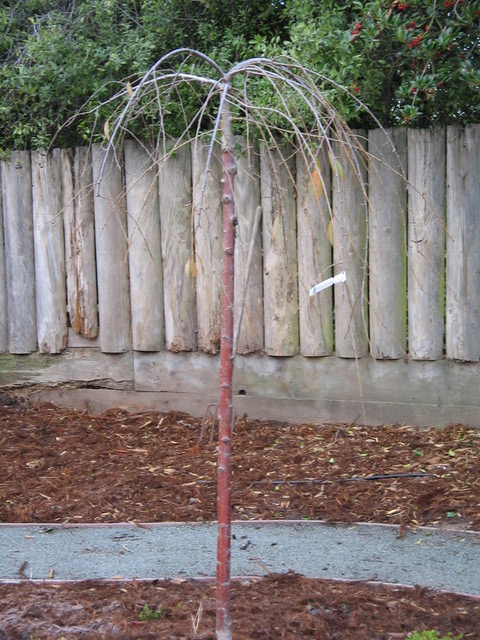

{"left": 216, "top": 98, "right": 235, "bottom": 640}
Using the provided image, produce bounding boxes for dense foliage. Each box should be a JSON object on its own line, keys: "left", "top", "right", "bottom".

{"left": 286, "top": 0, "right": 480, "bottom": 128}
{"left": 0, "top": 0, "right": 478, "bottom": 151}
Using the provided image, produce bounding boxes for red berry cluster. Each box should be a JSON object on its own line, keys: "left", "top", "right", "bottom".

{"left": 407, "top": 34, "right": 422, "bottom": 48}
{"left": 397, "top": 2, "right": 410, "bottom": 10}
{"left": 350, "top": 22, "right": 362, "bottom": 39}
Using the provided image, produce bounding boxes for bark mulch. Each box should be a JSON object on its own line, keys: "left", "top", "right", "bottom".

{"left": 1, "top": 573, "right": 479, "bottom": 640}
{"left": 0, "top": 394, "right": 479, "bottom": 638}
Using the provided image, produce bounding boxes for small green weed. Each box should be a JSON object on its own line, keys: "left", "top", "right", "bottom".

{"left": 139, "top": 603, "right": 164, "bottom": 621}
{"left": 407, "top": 631, "right": 463, "bottom": 640}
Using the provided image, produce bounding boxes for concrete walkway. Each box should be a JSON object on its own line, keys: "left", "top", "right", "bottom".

{"left": 1, "top": 521, "right": 479, "bottom": 596}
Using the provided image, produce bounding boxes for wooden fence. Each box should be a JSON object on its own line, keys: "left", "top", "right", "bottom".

{"left": 1, "top": 125, "right": 480, "bottom": 426}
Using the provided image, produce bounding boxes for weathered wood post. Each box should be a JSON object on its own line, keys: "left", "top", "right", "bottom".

{"left": 446, "top": 124, "right": 480, "bottom": 361}
{"left": 332, "top": 132, "right": 368, "bottom": 357}
{"left": 124, "top": 140, "right": 164, "bottom": 351}
{"left": 31, "top": 149, "right": 67, "bottom": 353}
{"left": 1, "top": 151, "right": 36, "bottom": 353}
{"left": 369, "top": 128, "right": 407, "bottom": 359}
{"left": 193, "top": 140, "right": 223, "bottom": 354}
{"left": 297, "top": 146, "right": 334, "bottom": 356}
{"left": 158, "top": 139, "right": 197, "bottom": 352}
{"left": 92, "top": 144, "right": 132, "bottom": 353}
{"left": 408, "top": 128, "right": 445, "bottom": 360}
{"left": 261, "top": 143, "right": 299, "bottom": 356}
{"left": 0, "top": 180, "right": 6, "bottom": 353}
{"left": 61, "top": 147, "right": 98, "bottom": 339}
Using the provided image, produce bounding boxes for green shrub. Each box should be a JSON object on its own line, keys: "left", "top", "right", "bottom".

{"left": 138, "top": 603, "right": 164, "bottom": 621}
{"left": 0, "top": 0, "right": 478, "bottom": 152}
{"left": 285, "top": 0, "right": 480, "bottom": 128}
{"left": 407, "top": 631, "right": 463, "bottom": 640}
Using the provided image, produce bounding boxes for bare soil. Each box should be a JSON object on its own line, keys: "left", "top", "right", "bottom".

{"left": 0, "top": 394, "right": 479, "bottom": 639}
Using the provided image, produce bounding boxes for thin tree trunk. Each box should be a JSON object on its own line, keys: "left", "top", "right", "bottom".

{"left": 216, "top": 97, "right": 235, "bottom": 640}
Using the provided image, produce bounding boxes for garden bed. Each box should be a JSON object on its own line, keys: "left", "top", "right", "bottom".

{"left": 0, "top": 394, "right": 479, "bottom": 638}
{"left": 1, "top": 396, "right": 478, "bottom": 528}
{"left": 1, "top": 573, "right": 479, "bottom": 639}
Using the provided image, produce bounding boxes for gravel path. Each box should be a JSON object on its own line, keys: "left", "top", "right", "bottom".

{"left": 1, "top": 521, "right": 479, "bottom": 596}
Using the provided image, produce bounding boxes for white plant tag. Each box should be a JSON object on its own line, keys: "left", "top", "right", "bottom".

{"left": 309, "top": 271, "right": 346, "bottom": 297}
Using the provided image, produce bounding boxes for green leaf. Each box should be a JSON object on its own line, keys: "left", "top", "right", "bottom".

{"left": 139, "top": 604, "right": 164, "bottom": 621}
{"left": 103, "top": 118, "right": 110, "bottom": 141}
{"left": 328, "top": 152, "right": 344, "bottom": 179}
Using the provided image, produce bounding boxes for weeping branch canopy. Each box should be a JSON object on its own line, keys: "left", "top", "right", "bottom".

{"left": 85, "top": 48, "right": 392, "bottom": 235}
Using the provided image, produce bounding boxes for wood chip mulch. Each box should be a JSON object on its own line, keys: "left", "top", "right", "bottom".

{"left": 1, "top": 573, "right": 480, "bottom": 639}
{"left": 0, "top": 396, "right": 479, "bottom": 530}
{"left": 1, "top": 394, "right": 480, "bottom": 639}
